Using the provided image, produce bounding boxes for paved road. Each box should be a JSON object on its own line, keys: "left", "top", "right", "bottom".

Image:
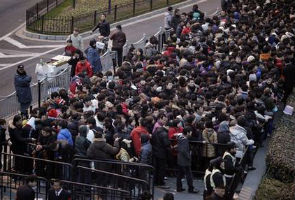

{"left": 0, "top": 0, "right": 220, "bottom": 96}
{"left": 0, "top": 0, "right": 36, "bottom": 37}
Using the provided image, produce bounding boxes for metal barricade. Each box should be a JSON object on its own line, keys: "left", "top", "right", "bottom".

{"left": 100, "top": 50, "right": 117, "bottom": 72}
{"left": 132, "top": 34, "right": 147, "bottom": 50}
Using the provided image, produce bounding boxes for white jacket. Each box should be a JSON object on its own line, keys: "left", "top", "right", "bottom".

{"left": 164, "top": 12, "right": 172, "bottom": 29}
{"left": 229, "top": 124, "right": 254, "bottom": 158}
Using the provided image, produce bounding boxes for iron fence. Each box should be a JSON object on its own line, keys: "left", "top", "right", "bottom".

{"left": 26, "top": 0, "right": 183, "bottom": 35}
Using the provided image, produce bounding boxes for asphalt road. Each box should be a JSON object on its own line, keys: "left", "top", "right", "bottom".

{"left": 0, "top": 0, "right": 36, "bottom": 37}
{"left": 0, "top": 0, "right": 220, "bottom": 96}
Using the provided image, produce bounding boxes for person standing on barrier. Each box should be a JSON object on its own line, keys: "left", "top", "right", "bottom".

{"left": 176, "top": 127, "right": 199, "bottom": 193}
{"left": 14, "top": 65, "right": 32, "bottom": 119}
{"left": 110, "top": 24, "right": 126, "bottom": 67}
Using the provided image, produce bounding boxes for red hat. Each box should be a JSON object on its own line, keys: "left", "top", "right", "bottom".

{"left": 48, "top": 109, "right": 58, "bottom": 118}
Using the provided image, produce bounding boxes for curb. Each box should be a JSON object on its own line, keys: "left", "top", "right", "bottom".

{"left": 22, "top": 0, "right": 198, "bottom": 41}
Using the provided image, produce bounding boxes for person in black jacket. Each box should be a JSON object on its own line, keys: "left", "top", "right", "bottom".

{"left": 34, "top": 126, "right": 56, "bottom": 179}
{"left": 68, "top": 49, "right": 83, "bottom": 77}
{"left": 176, "top": 127, "right": 199, "bottom": 193}
{"left": 48, "top": 179, "right": 71, "bottom": 200}
{"left": 151, "top": 117, "right": 170, "bottom": 188}
{"left": 8, "top": 115, "right": 35, "bottom": 173}
{"left": 92, "top": 14, "right": 110, "bottom": 37}
{"left": 16, "top": 175, "right": 37, "bottom": 200}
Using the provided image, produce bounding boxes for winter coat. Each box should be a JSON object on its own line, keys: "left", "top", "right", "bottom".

{"left": 229, "top": 124, "right": 254, "bottom": 158}
{"left": 92, "top": 20, "right": 110, "bottom": 37}
{"left": 217, "top": 121, "right": 231, "bottom": 144}
{"left": 75, "top": 136, "right": 91, "bottom": 157}
{"left": 16, "top": 184, "right": 35, "bottom": 200}
{"left": 140, "top": 142, "right": 152, "bottom": 165}
{"left": 8, "top": 121, "right": 33, "bottom": 154}
{"left": 67, "top": 34, "right": 83, "bottom": 50}
{"left": 86, "top": 47, "right": 102, "bottom": 73}
{"left": 202, "top": 128, "right": 217, "bottom": 158}
{"left": 151, "top": 127, "right": 170, "bottom": 159}
{"left": 171, "top": 15, "right": 181, "bottom": 30}
{"left": 14, "top": 73, "right": 32, "bottom": 104}
{"left": 164, "top": 12, "right": 173, "bottom": 29}
{"left": 130, "top": 126, "right": 149, "bottom": 156}
{"left": 177, "top": 135, "right": 191, "bottom": 166}
{"left": 110, "top": 30, "right": 126, "bottom": 49}
{"left": 87, "top": 138, "right": 119, "bottom": 170}
{"left": 57, "top": 129, "right": 73, "bottom": 146}
{"left": 75, "top": 61, "right": 93, "bottom": 77}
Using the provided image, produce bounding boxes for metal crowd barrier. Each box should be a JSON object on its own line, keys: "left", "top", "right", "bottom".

{"left": 0, "top": 171, "right": 131, "bottom": 200}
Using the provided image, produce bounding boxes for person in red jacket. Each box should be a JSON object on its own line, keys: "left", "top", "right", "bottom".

{"left": 75, "top": 56, "right": 93, "bottom": 77}
{"left": 130, "top": 117, "right": 150, "bottom": 156}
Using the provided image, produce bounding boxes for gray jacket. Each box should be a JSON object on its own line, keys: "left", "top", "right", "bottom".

{"left": 177, "top": 135, "right": 191, "bottom": 167}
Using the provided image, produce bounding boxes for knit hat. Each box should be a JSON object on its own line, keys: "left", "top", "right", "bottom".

{"left": 247, "top": 55, "right": 255, "bottom": 63}
{"left": 48, "top": 109, "right": 58, "bottom": 118}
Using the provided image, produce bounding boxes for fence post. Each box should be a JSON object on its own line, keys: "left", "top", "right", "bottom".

{"left": 47, "top": 0, "right": 49, "bottom": 12}
{"left": 36, "top": 3, "right": 39, "bottom": 19}
{"left": 150, "top": 0, "right": 152, "bottom": 11}
{"left": 114, "top": 5, "right": 117, "bottom": 21}
{"left": 56, "top": 0, "right": 58, "bottom": 7}
{"left": 73, "top": 0, "right": 76, "bottom": 9}
{"left": 41, "top": 16, "right": 44, "bottom": 33}
{"left": 133, "top": 0, "right": 136, "bottom": 16}
{"left": 38, "top": 81, "right": 41, "bottom": 108}
{"left": 94, "top": 10, "right": 97, "bottom": 26}
{"left": 166, "top": 0, "right": 169, "bottom": 5}
{"left": 71, "top": 16, "right": 74, "bottom": 33}
{"left": 108, "top": 0, "right": 111, "bottom": 14}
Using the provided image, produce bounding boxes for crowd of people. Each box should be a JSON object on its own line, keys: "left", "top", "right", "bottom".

{"left": 4, "top": 0, "right": 295, "bottom": 199}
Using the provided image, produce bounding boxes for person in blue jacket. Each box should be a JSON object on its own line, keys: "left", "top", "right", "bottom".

{"left": 57, "top": 120, "right": 73, "bottom": 146}
{"left": 14, "top": 65, "right": 32, "bottom": 118}
{"left": 86, "top": 39, "right": 102, "bottom": 73}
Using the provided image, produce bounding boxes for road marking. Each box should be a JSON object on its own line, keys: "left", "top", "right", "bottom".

{"left": 0, "top": 22, "right": 26, "bottom": 41}
{"left": 0, "top": 54, "right": 39, "bottom": 58}
{"left": 0, "top": 52, "right": 5, "bottom": 56}
{"left": 4, "top": 37, "right": 26, "bottom": 48}
{"left": 0, "top": 64, "right": 10, "bottom": 67}
{"left": 0, "top": 46, "right": 61, "bottom": 71}
{"left": 3, "top": 37, "right": 64, "bottom": 49}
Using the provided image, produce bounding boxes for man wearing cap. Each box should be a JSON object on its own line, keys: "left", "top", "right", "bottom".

{"left": 14, "top": 65, "right": 32, "bottom": 118}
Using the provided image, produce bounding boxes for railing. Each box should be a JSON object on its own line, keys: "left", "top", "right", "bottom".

{"left": 0, "top": 151, "right": 154, "bottom": 199}
{"left": 26, "top": 0, "right": 184, "bottom": 35}
{"left": 0, "top": 171, "right": 131, "bottom": 200}
{"left": 73, "top": 157, "right": 154, "bottom": 196}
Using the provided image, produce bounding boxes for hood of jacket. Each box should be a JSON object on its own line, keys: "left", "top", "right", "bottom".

{"left": 218, "top": 121, "right": 229, "bottom": 133}
{"left": 229, "top": 124, "right": 246, "bottom": 136}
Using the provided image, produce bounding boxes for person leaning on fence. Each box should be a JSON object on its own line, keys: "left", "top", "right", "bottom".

{"left": 16, "top": 175, "right": 37, "bottom": 200}
{"left": 110, "top": 24, "right": 126, "bottom": 67}
{"left": 67, "top": 27, "right": 83, "bottom": 51}
{"left": 14, "top": 64, "right": 32, "bottom": 119}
